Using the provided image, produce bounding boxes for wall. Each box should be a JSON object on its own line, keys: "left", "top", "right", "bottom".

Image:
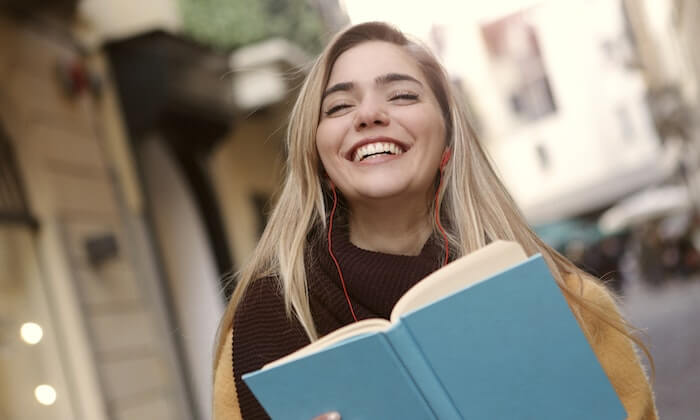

{"left": 0, "top": 13, "right": 191, "bottom": 420}
{"left": 440, "top": 0, "right": 663, "bottom": 223}
{"left": 0, "top": 226, "right": 75, "bottom": 420}
{"left": 77, "top": 0, "right": 180, "bottom": 43}
{"left": 672, "top": 0, "right": 700, "bottom": 107}
{"left": 140, "top": 137, "right": 224, "bottom": 420}
{"left": 209, "top": 110, "right": 287, "bottom": 269}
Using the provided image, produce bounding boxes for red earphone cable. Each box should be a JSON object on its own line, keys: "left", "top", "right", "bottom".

{"left": 328, "top": 184, "right": 359, "bottom": 322}
{"left": 436, "top": 167, "right": 450, "bottom": 267}
{"left": 329, "top": 166, "right": 448, "bottom": 323}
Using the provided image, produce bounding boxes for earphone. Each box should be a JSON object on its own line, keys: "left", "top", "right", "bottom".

{"left": 328, "top": 182, "right": 359, "bottom": 322}
{"left": 440, "top": 147, "right": 452, "bottom": 170}
{"left": 436, "top": 147, "right": 451, "bottom": 267}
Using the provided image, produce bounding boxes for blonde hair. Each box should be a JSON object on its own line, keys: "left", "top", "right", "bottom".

{"left": 214, "top": 22, "right": 652, "bottom": 372}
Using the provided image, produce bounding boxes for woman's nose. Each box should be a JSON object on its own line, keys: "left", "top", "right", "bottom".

{"left": 353, "top": 99, "right": 389, "bottom": 130}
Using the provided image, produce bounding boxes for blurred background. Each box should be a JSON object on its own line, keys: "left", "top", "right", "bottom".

{"left": 0, "top": 0, "right": 698, "bottom": 419}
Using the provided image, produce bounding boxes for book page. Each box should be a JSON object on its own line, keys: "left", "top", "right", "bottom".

{"left": 390, "top": 241, "right": 528, "bottom": 322}
{"left": 263, "top": 318, "right": 392, "bottom": 369}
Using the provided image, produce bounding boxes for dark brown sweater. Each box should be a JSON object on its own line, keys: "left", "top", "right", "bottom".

{"left": 232, "top": 224, "right": 444, "bottom": 419}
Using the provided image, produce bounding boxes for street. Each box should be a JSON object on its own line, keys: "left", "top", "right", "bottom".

{"left": 620, "top": 273, "right": 700, "bottom": 419}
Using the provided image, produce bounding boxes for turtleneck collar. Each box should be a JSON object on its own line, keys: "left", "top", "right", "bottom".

{"left": 306, "top": 217, "right": 444, "bottom": 323}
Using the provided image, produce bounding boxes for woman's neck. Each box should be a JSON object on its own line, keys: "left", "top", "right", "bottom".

{"left": 347, "top": 199, "right": 432, "bottom": 256}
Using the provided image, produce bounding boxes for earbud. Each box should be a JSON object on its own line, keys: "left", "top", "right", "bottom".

{"left": 440, "top": 148, "right": 452, "bottom": 170}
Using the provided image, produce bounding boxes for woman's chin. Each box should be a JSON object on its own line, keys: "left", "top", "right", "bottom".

{"left": 348, "top": 184, "right": 420, "bottom": 204}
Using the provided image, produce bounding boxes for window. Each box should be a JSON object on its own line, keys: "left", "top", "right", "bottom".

{"left": 481, "top": 11, "right": 557, "bottom": 123}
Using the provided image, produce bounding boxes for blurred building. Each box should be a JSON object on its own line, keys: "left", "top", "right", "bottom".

{"left": 672, "top": 1, "right": 700, "bottom": 107}
{"left": 431, "top": 0, "right": 669, "bottom": 225}
{"left": 0, "top": 1, "right": 196, "bottom": 419}
{"left": 624, "top": 0, "right": 700, "bottom": 202}
{"left": 0, "top": 0, "right": 346, "bottom": 419}
{"left": 624, "top": 0, "right": 700, "bottom": 112}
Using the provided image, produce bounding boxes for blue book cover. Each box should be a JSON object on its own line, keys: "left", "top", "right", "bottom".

{"left": 243, "top": 243, "right": 627, "bottom": 420}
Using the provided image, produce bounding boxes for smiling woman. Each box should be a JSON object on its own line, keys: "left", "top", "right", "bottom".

{"left": 212, "top": 22, "right": 658, "bottom": 420}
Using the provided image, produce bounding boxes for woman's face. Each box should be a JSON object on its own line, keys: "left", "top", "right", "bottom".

{"left": 316, "top": 41, "right": 447, "bottom": 208}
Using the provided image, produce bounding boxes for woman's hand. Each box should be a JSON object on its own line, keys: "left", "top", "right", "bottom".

{"left": 312, "top": 412, "right": 340, "bottom": 420}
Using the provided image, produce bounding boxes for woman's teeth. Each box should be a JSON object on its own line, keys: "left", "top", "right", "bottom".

{"left": 353, "top": 142, "right": 404, "bottom": 162}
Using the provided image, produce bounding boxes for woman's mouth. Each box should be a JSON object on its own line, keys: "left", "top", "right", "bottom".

{"left": 351, "top": 141, "right": 407, "bottom": 162}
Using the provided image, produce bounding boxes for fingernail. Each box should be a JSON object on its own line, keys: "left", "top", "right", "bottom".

{"left": 326, "top": 412, "right": 341, "bottom": 420}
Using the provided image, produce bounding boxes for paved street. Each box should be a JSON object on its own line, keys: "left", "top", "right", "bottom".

{"left": 620, "top": 274, "right": 700, "bottom": 420}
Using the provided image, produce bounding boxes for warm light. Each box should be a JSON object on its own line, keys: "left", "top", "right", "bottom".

{"left": 34, "top": 385, "right": 57, "bottom": 406}
{"left": 20, "top": 322, "right": 43, "bottom": 345}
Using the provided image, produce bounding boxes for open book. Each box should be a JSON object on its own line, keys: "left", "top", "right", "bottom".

{"left": 243, "top": 241, "right": 626, "bottom": 420}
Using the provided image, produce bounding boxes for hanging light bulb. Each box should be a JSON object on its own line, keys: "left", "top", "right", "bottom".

{"left": 20, "top": 322, "right": 43, "bottom": 345}
{"left": 34, "top": 385, "right": 57, "bottom": 406}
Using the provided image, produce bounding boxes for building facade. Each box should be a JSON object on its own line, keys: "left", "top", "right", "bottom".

{"left": 0, "top": 1, "right": 345, "bottom": 419}
{"left": 0, "top": 4, "right": 194, "bottom": 420}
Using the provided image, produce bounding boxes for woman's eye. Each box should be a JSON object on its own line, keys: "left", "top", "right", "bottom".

{"left": 325, "top": 103, "right": 352, "bottom": 116}
{"left": 390, "top": 93, "right": 419, "bottom": 102}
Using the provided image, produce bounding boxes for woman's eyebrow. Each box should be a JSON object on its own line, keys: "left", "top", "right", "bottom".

{"left": 375, "top": 73, "right": 422, "bottom": 86}
{"left": 322, "top": 73, "right": 422, "bottom": 100}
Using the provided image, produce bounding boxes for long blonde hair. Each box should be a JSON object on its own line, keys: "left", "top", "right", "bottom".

{"left": 214, "top": 21, "right": 652, "bottom": 371}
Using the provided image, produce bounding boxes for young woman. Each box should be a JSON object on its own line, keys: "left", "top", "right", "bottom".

{"left": 213, "top": 22, "right": 657, "bottom": 420}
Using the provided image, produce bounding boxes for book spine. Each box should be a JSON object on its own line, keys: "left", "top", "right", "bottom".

{"left": 386, "top": 324, "right": 463, "bottom": 420}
